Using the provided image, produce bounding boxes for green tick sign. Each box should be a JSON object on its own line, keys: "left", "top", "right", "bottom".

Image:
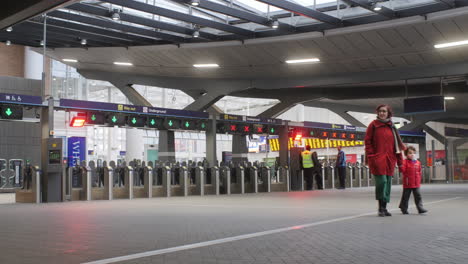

{"left": 0, "top": 104, "right": 23, "bottom": 120}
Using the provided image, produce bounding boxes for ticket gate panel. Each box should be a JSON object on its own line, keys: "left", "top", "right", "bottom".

{"left": 15, "top": 165, "right": 42, "bottom": 203}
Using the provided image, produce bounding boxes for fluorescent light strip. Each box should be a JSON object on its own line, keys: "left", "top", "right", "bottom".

{"left": 435, "top": 40, "right": 468, "bottom": 49}
{"left": 193, "top": 64, "right": 219, "bottom": 68}
{"left": 444, "top": 96, "right": 455, "bottom": 100}
{"left": 114, "top": 62, "right": 133, "bottom": 66}
{"left": 285, "top": 58, "right": 320, "bottom": 64}
{"left": 62, "top": 59, "right": 78, "bottom": 62}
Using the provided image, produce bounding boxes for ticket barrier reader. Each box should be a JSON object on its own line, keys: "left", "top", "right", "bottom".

{"left": 189, "top": 164, "right": 205, "bottom": 196}
{"left": 324, "top": 165, "right": 336, "bottom": 189}
{"left": 392, "top": 165, "right": 401, "bottom": 185}
{"left": 347, "top": 163, "right": 354, "bottom": 189}
{"left": 41, "top": 138, "right": 65, "bottom": 203}
{"left": 131, "top": 162, "right": 149, "bottom": 198}
{"left": 15, "top": 164, "right": 42, "bottom": 203}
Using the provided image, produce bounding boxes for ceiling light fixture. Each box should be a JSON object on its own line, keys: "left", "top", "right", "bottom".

{"left": 111, "top": 9, "right": 121, "bottom": 21}
{"left": 80, "top": 39, "right": 87, "bottom": 45}
{"left": 193, "top": 64, "right": 219, "bottom": 68}
{"left": 191, "top": 0, "right": 200, "bottom": 6}
{"left": 6, "top": 27, "right": 13, "bottom": 32}
{"left": 63, "top": 59, "right": 78, "bottom": 62}
{"left": 286, "top": 58, "right": 320, "bottom": 64}
{"left": 271, "top": 20, "right": 279, "bottom": 29}
{"left": 373, "top": 5, "right": 382, "bottom": 11}
{"left": 444, "top": 96, "right": 455, "bottom": 100}
{"left": 192, "top": 30, "right": 200, "bottom": 38}
{"left": 40, "top": 40, "right": 44, "bottom": 46}
{"left": 435, "top": 40, "right": 468, "bottom": 49}
{"left": 114, "top": 62, "right": 133, "bottom": 66}
{"left": 5, "top": 40, "right": 11, "bottom": 46}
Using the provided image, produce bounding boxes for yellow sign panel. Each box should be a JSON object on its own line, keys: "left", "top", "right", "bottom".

{"left": 268, "top": 138, "right": 364, "bottom": 152}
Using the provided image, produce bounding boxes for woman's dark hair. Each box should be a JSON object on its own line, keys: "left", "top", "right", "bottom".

{"left": 404, "top": 146, "right": 416, "bottom": 156}
{"left": 312, "top": 151, "right": 318, "bottom": 158}
{"left": 376, "top": 104, "right": 393, "bottom": 119}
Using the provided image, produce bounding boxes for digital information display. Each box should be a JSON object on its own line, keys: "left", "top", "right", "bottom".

{"left": 268, "top": 138, "right": 364, "bottom": 152}
{"left": 48, "top": 150, "right": 61, "bottom": 164}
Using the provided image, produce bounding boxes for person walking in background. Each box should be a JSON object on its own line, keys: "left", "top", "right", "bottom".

{"left": 336, "top": 146, "right": 346, "bottom": 189}
{"left": 300, "top": 145, "right": 314, "bottom": 190}
{"left": 399, "top": 146, "right": 428, "bottom": 215}
{"left": 312, "top": 151, "right": 323, "bottom": 190}
{"left": 365, "top": 104, "right": 406, "bottom": 217}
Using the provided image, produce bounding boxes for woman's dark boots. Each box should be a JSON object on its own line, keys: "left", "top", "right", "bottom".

{"left": 383, "top": 201, "right": 392, "bottom": 216}
{"left": 378, "top": 200, "right": 392, "bottom": 217}
{"left": 378, "top": 200, "right": 385, "bottom": 217}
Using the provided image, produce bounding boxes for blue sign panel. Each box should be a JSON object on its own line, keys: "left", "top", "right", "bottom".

{"left": 0, "top": 93, "right": 42, "bottom": 105}
{"left": 67, "top": 137, "right": 86, "bottom": 166}
{"left": 59, "top": 99, "right": 208, "bottom": 119}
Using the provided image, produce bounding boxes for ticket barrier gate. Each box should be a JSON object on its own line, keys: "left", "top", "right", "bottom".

{"left": 220, "top": 165, "right": 231, "bottom": 195}
{"left": 131, "top": 162, "right": 151, "bottom": 198}
{"left": 15, "top": 164, "right": 42, "bottom": 203}
{"left": 111, "top": 162, "right": 132, "bottom": 199}
{"left": 258, "top": 165, "right": 271, "bottom": 193}
{"left": 365, "top": 165, "right": 374, "bottom": 186}
{"left": 67, "top": 161, "right": 86, "bottom": 201}
{"left": 244, "top": 164, "right": 258, "bottom": 193}
{"left": 231, "top": 165, "right": 245, "bottom": 194}
{"left": 324, "top": 165, "right": 336, "bottom": 189}
{"left": 189, "top": 164, "right": 205, "bottom": 196}
{"left": 278, "top": 166, "right": 290, "bottom": 192}
{"left": 0, "top": 159, "right": 24, "bottom": 190}
{"left": 392, "top": 165, "right": 401, "bottom": 185}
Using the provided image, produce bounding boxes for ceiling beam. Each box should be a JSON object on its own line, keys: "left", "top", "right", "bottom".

{"left": 101, "top": 0, "right": 254, "bottom": 37}
{"left": 31, "top": 17, "right": 157, "bottom": 45}
{"left": 0, "top": 0, "right": 75, "bottom": 30}
{"left": 437, "top": 0, "right": 456, "bottom": 8}
{"left": 20, "top": 21, "right": 135, "bottom": 47}
{"left": 48, "top": 10, "right": 178, "bottom": 44}
{"left": 67, "top": 3, "right": 219, "bottom": 41}
{"left": 342, "top": 0, "right": 396, "bottom": 18}
{"left": 65, "top": 4, "right": 190, "bottom": 43}
{"left": 256, "top": 0, "right": 343, "bottom": 26}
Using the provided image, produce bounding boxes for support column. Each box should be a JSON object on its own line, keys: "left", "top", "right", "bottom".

{"left": 110, "top": 81, "right": 152, "bottom": 107}
{"left": 159, "top": 130, "right": 176, "bottom": 163}
{"left": 278, "top": 124, "right": 289, "bottom": 167}
{"left": 206, "top": 114, "right": 217, "bottom": 166}
{"left": 329, "top": 109, "right": 366, "bottom": 127}
{"left": 126, "top": 128, "right": 144, "bottom": 162}
{"left": 232, "top": 135, "right": 248, "bottom": 163}
{"left": 257, "top": 101, "right": 299, "bottom": 118}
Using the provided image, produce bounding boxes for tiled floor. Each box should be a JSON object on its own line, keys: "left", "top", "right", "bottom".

{"left": 0, "top": 184, "right": 467, "bottom": 264}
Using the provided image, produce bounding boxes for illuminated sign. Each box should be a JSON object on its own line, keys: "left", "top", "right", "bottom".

{"left": 0, "top": 104, "right": 23, "bottom": 120}
{"left": 163, "top": 118, "right": 180, "bottom": 130}
{"left": 106, "top": 113, "right": 126, "bottom": 126}
{"left": 86, "top": 112, "right": 105, "bottom": 125}
{"left": 126, "top": 115, "right": 146, "bottom": 127}
{"left": 268, "top": 138, "right": 364, "bottom": 152}
{"left": 147, "top": 117, "right": 162, "bottom": 129}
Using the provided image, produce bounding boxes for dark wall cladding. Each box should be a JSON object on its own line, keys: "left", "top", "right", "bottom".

{"left": 0, "top": 76, "right": 42, "bottom": 165}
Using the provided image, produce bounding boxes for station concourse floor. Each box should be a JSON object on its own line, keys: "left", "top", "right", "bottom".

{"left": 0, "top": 184, "right": 467, "bottom": 264}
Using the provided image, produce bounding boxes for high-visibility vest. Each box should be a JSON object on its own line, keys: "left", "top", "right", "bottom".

{"left": 301, "top": 151, "right": 314, "bottom": 168}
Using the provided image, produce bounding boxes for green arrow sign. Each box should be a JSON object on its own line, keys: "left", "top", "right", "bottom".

{"left": 201, "top": 123, "right": 206, "bottom": 129}
{"left": 91, "top": 114, "right": 96, "bottom": 121}
{"left": 150, "top": 119, "right": 156, "bottom": 126}
{"left": 132, "top": 117, "right": 137, "bottom": 124}
{"left": 5, "top": 108, "right": 12, "bottom": 116}
{"left": 270, "top": 128, "right": 275, "bottom": 133}
{"left": 185, "top": 121, "right": 190, "bottom": 128}
{"left": 112, "top": 116, "right": 117, "bottom": 123}
{"left": 168, "top": 120, "right": 173, "bottom": 127}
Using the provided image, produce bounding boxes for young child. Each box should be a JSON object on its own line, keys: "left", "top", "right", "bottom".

{"left": 398, "top": 146, "right": 428, "bottom": 214}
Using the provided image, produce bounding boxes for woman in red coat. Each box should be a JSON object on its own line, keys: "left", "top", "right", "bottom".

{"left": 365, "top": 105, "right": 406, "bottom": 217}
{"left": 398, "top": 146, "right": 428, "bottom": 214}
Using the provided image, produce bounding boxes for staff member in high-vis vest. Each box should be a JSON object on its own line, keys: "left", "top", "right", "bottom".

{"left": 301, "top": 145, "right": 314, "bottom": 190}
